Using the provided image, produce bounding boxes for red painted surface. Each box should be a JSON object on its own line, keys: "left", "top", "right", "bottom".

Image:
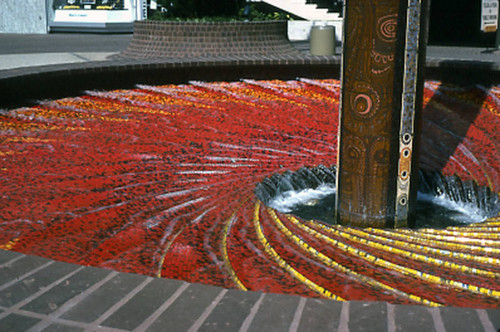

{"left": 0, "top": 79, "right": 498, "bottom": 307}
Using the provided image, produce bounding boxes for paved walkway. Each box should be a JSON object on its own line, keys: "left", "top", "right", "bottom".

{"left": 0, "top": 33, "right": 131, "bottom": 70}
{"left": 2, "top": 250, "right": 499, "bottom": 332}
{"left": 0, "top": 33, "right": 499, "bottom": 331}
{"left": 0, "top": 33, "right": 499, "bottom": 71}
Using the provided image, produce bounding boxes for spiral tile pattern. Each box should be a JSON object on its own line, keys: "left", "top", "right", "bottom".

{"left": 0, "top": 79, "right": 498, "bottom": 308}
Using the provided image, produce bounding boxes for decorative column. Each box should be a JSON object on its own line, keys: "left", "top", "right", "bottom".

{"left": 335, "top": 0, "right": 430, "bottom": 228}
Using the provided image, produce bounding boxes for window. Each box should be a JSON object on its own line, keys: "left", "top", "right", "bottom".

{"left": 55, "top": 0, "right": 124, "bottom": 10}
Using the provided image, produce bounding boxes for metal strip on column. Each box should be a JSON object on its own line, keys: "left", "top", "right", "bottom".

{"left": 335, "top": 0, "right": 428, "bottom": 228}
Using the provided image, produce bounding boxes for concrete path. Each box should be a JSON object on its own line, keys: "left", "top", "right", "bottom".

{"left": 0, "top": 52, "right": 116, "bottom": 70}
{"left": 0, "top": 33, "right": 131, "bottom": 70}
{"left": 0, "top": 33, "right": 499, "bottom": 71}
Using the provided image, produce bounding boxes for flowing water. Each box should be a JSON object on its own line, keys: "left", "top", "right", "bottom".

{"left": 256, "top": 166, "right": 499, "bottom": 228}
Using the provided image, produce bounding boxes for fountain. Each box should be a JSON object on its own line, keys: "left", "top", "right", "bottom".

{"left": 0, "top": 3, "right": 499, "bottom": 310}
{"left": 0, "top": 78, "right": 498, "bottom": 308}
{"left": 255, "top": 166, "right": 499, "bottom": 229}
{"left": 336, "top": 0, "right": 430, "bottom": 228}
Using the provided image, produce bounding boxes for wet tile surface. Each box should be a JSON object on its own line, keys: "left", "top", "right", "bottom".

{"left": 1, "top": 81, "right": 498, "bottom": 309}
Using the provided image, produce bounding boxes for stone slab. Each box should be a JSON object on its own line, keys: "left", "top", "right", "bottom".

{"left": 0, "top": 255, "right": 51, "bottom": 285}
{"left": 349, "top": 301, "right": 388, "bottom": 331}
{"left": 20, "top": 266, "right": 111, "bottom": 315}
{"left": 101, "top": 277, "right": 186, "bottom": 330}
{"left": 485, "top": 309, "right": 500, "bottom": 330}
{"left": 0, "top": 250, "right": 22, "bottom": 264}
{"left": 0, "top": 260, "right": 80, "bottom": 307}
{"left": 43, "top": 323, "right": 86, "bottom": 332}
{"left": 61, "top": 271, "right": 146, "bottom": 323}
{"left": 440, "top": 307, "right": 484, "bottom": 332}
{"left": 298, "top": 298, "right": 343, "bottom": 331}
{"left": 394, "top": 304, "right": 435, "bottom": 332}
{"left": 145, "top": 283, "right": 223, "bottom": 332}
{"left": 0, "top": 313, "right": 41, "bottom": 331}
{"left": 199, "top": 289, "right": 262, "bottom": 332}
{"left": 246, "top": 293, "right": 301, "bottom": 332}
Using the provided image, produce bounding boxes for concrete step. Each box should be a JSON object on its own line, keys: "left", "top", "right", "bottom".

{"left": 1, "top": 250, "right": 498, "bottom": 331}
{"left": 249, "top": 0, "right": 341, "bottom": 21}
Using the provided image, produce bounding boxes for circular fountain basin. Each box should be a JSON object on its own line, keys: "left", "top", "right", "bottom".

{"left": 0, "top": 77, "right": 499, "bottom": 308}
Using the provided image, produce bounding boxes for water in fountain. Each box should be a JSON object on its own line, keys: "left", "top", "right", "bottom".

{"left": 1, "top": 79, "right": 499, "bottom": 308}
{"left": 255, "top": 165, "right": 500, "bottom": 229}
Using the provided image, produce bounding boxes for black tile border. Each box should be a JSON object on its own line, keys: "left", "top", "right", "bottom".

{"left": 0, "top": 20, "right": 498, "bottom": 109}
{"left": 1, "top": 55, "right": 498, "bottom": 110}
{"left": 0, "top": 57, "right": 340, "bottom": 109}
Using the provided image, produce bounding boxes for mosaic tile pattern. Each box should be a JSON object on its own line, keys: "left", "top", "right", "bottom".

{"left": 0, "top": 79, "right": 499, "bottom": 308}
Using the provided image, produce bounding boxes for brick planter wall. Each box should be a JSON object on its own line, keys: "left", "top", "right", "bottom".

{"left": 118, "top": 20, "right": 303, "bottom": 59}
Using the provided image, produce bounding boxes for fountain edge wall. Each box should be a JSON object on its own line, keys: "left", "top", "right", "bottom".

{"left": 0, "top": 20, "right": 499, "bottom": 109}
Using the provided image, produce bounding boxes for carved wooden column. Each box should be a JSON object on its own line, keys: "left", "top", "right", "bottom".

{"left": 335, "top": 0, "right": 429, "bottom": 228}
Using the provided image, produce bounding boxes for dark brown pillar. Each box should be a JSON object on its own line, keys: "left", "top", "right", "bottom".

{"left": 335, "top": 0, "right": 429, "bottom": 228}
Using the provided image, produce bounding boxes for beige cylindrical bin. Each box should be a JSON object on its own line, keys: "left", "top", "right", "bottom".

{"left": 310, "top": 25, "right": 336, "bottom": 55}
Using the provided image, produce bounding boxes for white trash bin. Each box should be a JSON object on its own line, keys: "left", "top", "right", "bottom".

{"left": 310, "top": 25, "right": 336, "bottom": 55}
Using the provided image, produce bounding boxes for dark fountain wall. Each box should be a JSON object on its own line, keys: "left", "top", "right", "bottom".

{"left": 0, "top": 20, "right": 498, "bottom": 110}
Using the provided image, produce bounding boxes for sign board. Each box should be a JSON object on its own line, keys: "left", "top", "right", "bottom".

{"left": 481, "top": 0, "right": 499, "bottom": 32}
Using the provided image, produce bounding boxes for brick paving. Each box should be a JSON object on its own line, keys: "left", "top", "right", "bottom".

{"left": 0, "top": 250, "right": 498, "bottom": 331}
{"left": 116, "top": 21, "right": 303, "bottom": 59}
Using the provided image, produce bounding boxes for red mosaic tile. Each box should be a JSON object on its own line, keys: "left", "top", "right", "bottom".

{"left": 0, "top": 79, "right": 498, "bottom": 308}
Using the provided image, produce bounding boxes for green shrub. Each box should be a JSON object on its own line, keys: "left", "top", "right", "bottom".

{"left": 238, "top": 4, "right": 292, "bottom": 21}
{"left": 155, "top": 0, "right": 244, "bottom": 19}
{"left": 149, "top": 2, "right": 294, "bottom": 21}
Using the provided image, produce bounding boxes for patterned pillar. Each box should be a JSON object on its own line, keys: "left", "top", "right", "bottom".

{"left": 335, "top": 0, "right": 429, "bottom": 228}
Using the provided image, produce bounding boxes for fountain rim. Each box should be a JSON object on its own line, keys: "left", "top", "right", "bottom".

{"left": 0, "top": 53, "right": 499, "bottom": 110}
